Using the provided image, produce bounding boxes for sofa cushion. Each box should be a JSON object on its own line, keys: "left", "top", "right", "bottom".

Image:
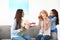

{"left": 25, "top": 26, "right": 39, "bottom": 38}
{"left": 0, "top": 25, "right": 11, "bottom": 39}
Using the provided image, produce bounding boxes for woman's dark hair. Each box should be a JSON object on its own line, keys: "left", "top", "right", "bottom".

{"left": 51, "top": 9, "right": 59, "bottom": 25}
{"left": 15, "top": 9, "right": 23, "bottom": 30}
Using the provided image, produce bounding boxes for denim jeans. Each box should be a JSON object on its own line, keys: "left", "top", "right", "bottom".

{"left": 23, "top": 35, "right": 31, "bottom": 40}
{"left": 12, "top": 35, "right": 31, "bottom": 40}
{"left": 36, "top": 35, "right": 50, "bottom": 40}
{"left": 12, "top": 36, "right": 25, "bottom": 40}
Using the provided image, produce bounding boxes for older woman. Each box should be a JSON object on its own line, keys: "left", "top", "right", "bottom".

{"left": 36, "top": 10, "right": 51, "bottom": 40}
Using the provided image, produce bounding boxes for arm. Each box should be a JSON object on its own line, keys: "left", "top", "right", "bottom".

{"left": 50, "top": 17, "right": 56, "bottom": 22}
{"left": 11, "top": 20, "right": 20, "bottom": 35}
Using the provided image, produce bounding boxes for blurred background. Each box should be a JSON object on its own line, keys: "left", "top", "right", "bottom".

{"left": 0, "top": 0, "right": 60, "bottom": 40}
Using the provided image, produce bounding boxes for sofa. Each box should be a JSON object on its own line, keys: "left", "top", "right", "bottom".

{"left": 0, "top": 25, "right": 53, "bottom": 40}
{"left": 0, "top": 25, "right": 39, "bottom": 40}
{"left": 0, "top": 25, "right": 11, "bottom": 40}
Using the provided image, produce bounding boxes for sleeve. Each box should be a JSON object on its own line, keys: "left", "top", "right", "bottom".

{"left": 11, "top": 19, "right": 20, "bottom": 38}
{"left": 11, "top": 19, "right": 16, "bottom": 33}
{"left": 50, "top": 17, "right": 56, "bottom": 22}
{"left": 11, "top": 19, "right": 21, "bottom": 32}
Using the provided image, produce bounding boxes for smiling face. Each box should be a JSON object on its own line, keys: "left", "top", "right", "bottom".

{"left": 40, "top": 10, "right": 48, "bottom": 19}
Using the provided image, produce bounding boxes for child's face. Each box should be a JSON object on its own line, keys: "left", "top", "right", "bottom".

{"left": 50, "top": 11, "right": 55, "bottom": 16}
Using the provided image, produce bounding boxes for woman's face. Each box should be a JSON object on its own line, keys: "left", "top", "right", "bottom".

{"left": 22, "top": 11, "right": 24, "bottom": 17}
{"left": 40, "top": 11, "right": 47, "bottom": 19}
{"left": 50, "top": 11, "right": 54, "bottom": 16}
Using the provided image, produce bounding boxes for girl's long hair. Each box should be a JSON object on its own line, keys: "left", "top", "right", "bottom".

{"left": 51, "top": 9, "right": 59, "bottom": 25}
{"left": 15, "top": 9, "right": 23, "bottom": 30}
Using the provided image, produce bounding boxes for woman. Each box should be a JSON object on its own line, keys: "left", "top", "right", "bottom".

{"left": 36, "top": 10, "right": 51, "bottom": 40}
{"left": 49, "top": 9, "right": 59, "bottom": 40}
{"left": 11, "top": 9, "right": 31, "bottom": 40}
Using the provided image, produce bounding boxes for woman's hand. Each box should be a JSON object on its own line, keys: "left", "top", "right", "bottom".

{"left": 38, "top": 16, "right": 43, "bottom": 21}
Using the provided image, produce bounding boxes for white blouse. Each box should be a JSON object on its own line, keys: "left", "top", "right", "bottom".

{"left": 11, "top": 19, "right": 21, "bottom": 39}
{"left": 38, "top": 19, "right": 51, "bottom": 36}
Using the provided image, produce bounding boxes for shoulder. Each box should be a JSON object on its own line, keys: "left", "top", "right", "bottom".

{"left": 53, "top": 17, "right": 57, "bottom": 19}
{"left": 49, "top": 16, "right": 56, "bottom": 20}
{"left": 52, "top": 17, "right": 56, "bottom": 19}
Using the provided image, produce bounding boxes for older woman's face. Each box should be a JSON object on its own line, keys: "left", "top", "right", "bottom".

{"left": 40, "top": 11, "right": 47, "bottom": 19}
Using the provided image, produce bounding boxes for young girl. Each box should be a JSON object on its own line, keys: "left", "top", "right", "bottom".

{"left": 11, "top": 9, "right": 31, "bottom": 40}
{"left": 36, "top": 10, "right": 51, "bottom": 40}
{"left": 49, "top": 9, "right": 59, "bottom": 40}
